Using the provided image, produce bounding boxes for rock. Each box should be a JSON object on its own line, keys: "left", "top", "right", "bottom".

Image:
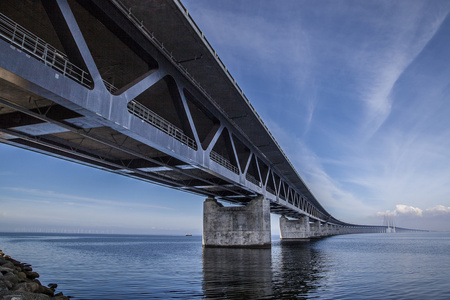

{"left": 22, "top": 266, "right": 33, "bottom": 272}
{"left": 0, "top": 279, "right": 9, "bottom": 293}
{"left": 17, "top": 272, "right": 27, "bottom": 281}
{"left": 12, "top": 282, "right": 27, "bottom": 292}
{"left": 1, "top": 261, "right": 15, "bottom": 269}
{"left": 13, "top": 281, "right": 40, "bottom": 293}
{"left": 53, "top": 292, "right": 71, "bottom": 300}
{"left": 36, "top": 285, "right": 54, "bottom": 297}
{"left": 4, "top": 272, "right": 19, "bottom": 286}
{"left": 47, "top": 283, "right": 57, "bottom": 289}
{"left": 0, "top": 252, "right": 70, "bottom": 299}
{"left": 0, "top": 291, "right": 51, "bottom": 300}
{"left": 25, "top": 271, "right": 39, "bottom": 280}
{"left": 1, "top": 275, "right": 13, "bottom": 289}
{"left": 32, "top": 280, "right": 42, "bottom": 286}
{"left": 0, "top": 266, "right": 16, "bottom": 274}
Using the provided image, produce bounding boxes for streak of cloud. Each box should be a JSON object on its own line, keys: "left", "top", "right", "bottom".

{"left": 1, "top": 187, "right": 172, "bottom": 210}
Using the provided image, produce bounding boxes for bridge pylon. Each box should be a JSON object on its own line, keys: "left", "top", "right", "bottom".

{"left": 202, "top": 196, "right": 271, "bottom": 248}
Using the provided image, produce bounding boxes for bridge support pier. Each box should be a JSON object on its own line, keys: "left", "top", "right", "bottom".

{"left": 202, "top": 196, "right": 271, "bottom": 248}
{"left": 279, "top": 215, "right": 310, "bottom": 241}
{"left": 310, "top": 220, "right": 322, "bottom": 238}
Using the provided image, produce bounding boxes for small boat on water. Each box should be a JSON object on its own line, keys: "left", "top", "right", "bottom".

{"left": 185, "top": 234, "right": 192, "bottom": 236}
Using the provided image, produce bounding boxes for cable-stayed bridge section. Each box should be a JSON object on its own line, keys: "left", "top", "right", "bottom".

{"left": 0, "top": 0, "right": 384, "bottom": 247}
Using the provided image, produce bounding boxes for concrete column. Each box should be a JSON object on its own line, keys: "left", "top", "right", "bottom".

{"left": 323, "top": 222, "right": 329, "bottom": 236}
{"left": 332, "top": 224, "right": 338, "bottom": 235}
{"left": 202, "top": 196, "right": 271, "bottom": 248}
{"left": 310, "top": 220, "right": 322, "bottom": 238}
{"left": 328, "top": 224, "right": 334, "bottom": 235}
{"left": 279, "top": 215, "right": 310, "bottom": 241}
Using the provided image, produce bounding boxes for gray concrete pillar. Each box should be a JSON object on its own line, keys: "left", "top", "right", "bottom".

{"left": 310, "top": 220, "right": 322, "bottom": 238}
{"left": 202, "top": 196, "right": 271, "bottom": 248}
{"left": 323, "top": 222, "right": 329, "bottom": 236}
{"left": 279, "top": 215, "right": 310, "bottom": 241}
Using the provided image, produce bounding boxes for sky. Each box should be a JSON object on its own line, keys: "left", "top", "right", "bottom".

{"left": 1, "top": 0, "right": 450, "bottom": 234}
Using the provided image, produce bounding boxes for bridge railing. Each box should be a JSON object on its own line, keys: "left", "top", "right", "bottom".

{"left": 126, "top": 100, "right": 197, "bottom": 150}
{"left": 210, "top": 150, "right": 239, "bottom": 174}
{"left": 245, "top": 173, "right": 261, "bottom": 187}
{"left": 0, "top": 13, "right": 91, "bottom": 88}
{"left": 102, "top": 80, "right": 197, "bottom": 150}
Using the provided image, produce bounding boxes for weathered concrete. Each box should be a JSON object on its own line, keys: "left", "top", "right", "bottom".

{"left": 279, "top": 215, "right": 310, "bottom": 241}
{"left": 202, "top": 196, "right": 271, "bottom": 248}
{"left": 309, "top": 220, "right": 322, "bottom": 238}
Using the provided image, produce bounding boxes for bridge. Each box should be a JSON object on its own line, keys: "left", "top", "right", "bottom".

{"left": 0, "top": 0, "right": 386, "bottom": 247}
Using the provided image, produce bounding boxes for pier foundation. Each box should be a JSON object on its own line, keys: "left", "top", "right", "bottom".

{"left": 279, "top": 215, "right": 310, "bottom": 241}
{"left": 202, "top": 196, "right": 271, "bottom": 248}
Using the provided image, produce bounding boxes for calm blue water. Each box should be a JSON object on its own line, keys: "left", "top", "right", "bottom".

{"left": 1, "top": 232, "right": 449, "bottom": 299}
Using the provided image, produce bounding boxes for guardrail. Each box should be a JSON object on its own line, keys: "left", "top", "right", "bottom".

{"left": 0, "top": 13, "right": 91, "bottom": 88}
{"left": 210, "top": 150, "right": 239, "bottom": 174}
{"left": 102, "top": 80, "right": 197, "bottom": 150}
{"left": 246, "top": 173, "right": 261, "bottom": 187}
{"left": 127, "top": 99, "right": 197, "bottom": 150}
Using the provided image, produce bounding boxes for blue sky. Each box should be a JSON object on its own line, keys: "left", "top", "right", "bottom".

{"left": 2, "top": 0, "right": 450, "bottom": 233}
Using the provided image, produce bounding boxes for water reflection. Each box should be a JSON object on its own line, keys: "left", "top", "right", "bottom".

{"left": 202, "top": 241, "right": 327, "bottom": 299}
{"left": 272, "top": 241, "right": 327, "bottom": 298}
{"left": 202, "top": 247, "right": 273, "bottom": 298}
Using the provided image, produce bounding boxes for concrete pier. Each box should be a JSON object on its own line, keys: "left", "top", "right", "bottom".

{"left": 202, "top": 196, "right": 271, "bottom": 248}
{"left": 279, "top": 215, "right": 310, "bottom": 241}
{"left": 309, "top": 220, "right": 322, "bottom": 238}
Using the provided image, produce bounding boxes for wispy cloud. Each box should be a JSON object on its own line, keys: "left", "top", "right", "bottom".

{"left": 266, "top": 121, "right": 377, "bottom": 223}
{"left": 347, "top": 2, "right": 449, "bottom": 137}
{"left": 0, "top": 187, "right": 172, "bottom": 210}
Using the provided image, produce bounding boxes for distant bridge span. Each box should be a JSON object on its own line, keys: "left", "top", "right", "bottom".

{"left": 0, "top": 0, "right": 386, "bottom": 246}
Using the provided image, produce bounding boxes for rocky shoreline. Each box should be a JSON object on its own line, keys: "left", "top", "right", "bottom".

{"left": 0, "top": 250, "right": 70, "bottom": 300}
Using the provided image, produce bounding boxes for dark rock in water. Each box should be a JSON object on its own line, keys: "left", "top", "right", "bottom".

{"left": 38, "top": 285, "right": 55, "bottom": 296}
{"left": 23, "top": 266, "right": 33, "bottom": 272}
{"left": 0, "top": 251, "right": 71, "bottom": 299}
{"left": 25, "top": 271, "right": 40, "bottom": 279}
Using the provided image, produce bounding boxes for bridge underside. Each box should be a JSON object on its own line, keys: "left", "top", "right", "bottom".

{"left": 0, "top": 0, "right": 258, "bottom": 204}
{"left": 0, "top": 0, "right": 387, "bottom": 246}
{"left": 0, "top": 0, "right": 329, "bottom": 220}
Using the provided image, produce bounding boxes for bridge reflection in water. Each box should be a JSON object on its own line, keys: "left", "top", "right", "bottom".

{"left": 202, "top": 241, "right": 326, "bottom": 298}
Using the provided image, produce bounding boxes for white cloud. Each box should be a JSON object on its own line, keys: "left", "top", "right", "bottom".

{"left": 376, "top": 204, "right": 450, "bottom": 231}
{"left": 395, "top": 204, "right": 423, "bottom": 217}
{"left": 425, "top": 205, "right": 450, "bottom": 216}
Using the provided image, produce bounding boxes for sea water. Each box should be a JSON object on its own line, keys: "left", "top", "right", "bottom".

{"left": 1, "top": 232, "right": 449, "bottom": 299}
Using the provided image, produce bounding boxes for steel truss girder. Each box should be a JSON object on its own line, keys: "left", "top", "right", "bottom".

{"left": 0, "top": 0, "right": 349, "bottom": 225}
